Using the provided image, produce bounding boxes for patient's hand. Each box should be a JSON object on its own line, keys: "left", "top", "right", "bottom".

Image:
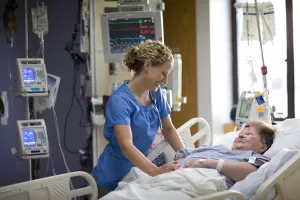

{"left": 184, "top": 159, "right": 207, "bottom": 168}
{"left": 174, "top": 158, "right": 184, "bottom": 164}
{"left": 155, "top": 161, "right": 180, "bottom": 176}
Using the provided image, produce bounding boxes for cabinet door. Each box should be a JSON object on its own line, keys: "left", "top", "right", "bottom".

{"left": 163, "top": 0, "right": 197, "bottom": 128}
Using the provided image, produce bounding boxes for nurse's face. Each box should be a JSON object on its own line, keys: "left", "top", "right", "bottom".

{"left": 143, "top": 61, "right": 173, "bottom": 91}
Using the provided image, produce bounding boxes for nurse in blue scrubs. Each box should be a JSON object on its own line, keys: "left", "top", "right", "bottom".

{"left": 92, "top": 40, "right": 185, "bottom": 196}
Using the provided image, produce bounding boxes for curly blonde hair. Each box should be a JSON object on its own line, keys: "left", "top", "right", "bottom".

{"left": 123, "top": 40, "right": 173, "bottom": 74}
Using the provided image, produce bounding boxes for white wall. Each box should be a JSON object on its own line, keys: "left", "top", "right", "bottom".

{"left": 196, "top": 0, "right": 233, "bottom": 135}
{"left": 196, "top": 0, "right": 213, "bottom": 130}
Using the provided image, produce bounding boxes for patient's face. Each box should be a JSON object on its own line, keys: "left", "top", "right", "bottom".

{"left": 232, "top": 126, "right": 267, "bottom": 153}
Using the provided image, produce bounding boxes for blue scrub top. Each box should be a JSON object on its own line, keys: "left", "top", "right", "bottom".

{"left": 92, "top": 83, "right": 171, "bottom": 190}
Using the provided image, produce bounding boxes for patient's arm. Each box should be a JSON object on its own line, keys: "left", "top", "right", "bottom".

{"left": 185, "top": 159, "right": 257, "bottom": 182}
{"left": 208, "top": 160, "right": 257, "bottom": 182}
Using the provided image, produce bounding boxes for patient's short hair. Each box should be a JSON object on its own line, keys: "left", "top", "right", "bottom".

{"left": 244, "top": 120, "right": 275, "bottom": 150}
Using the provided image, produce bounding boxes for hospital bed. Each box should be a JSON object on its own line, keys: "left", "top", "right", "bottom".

{"left": 1, "top": 117, "right": 300, "bottom": 200}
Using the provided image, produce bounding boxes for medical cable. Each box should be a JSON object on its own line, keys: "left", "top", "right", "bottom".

{"left": 45, "top": 154, "right": 55, "bottom": 177}
{"left": 52, "top": 107, "right": 77, "bottom": 200}
{"left": 254, "top": 0, "right": 265, "bottom": 67}
{"left": 72, "top": 63, "right": 90, "bottom": 128}
{"left": 260, "top": 13, "right": 274, "bottom": 44}
{"left": 73, "top": 67, "right": 91, "bottom": 128}
{"left": 246, "top": 1, "right": 249, "bottom": 46}
{"left": 153, "top": 99, "right": 163, "bottom": 131}
{"left": 62, "top": 65, "right": 80, "bottom": 154}
{"left": 53, "top": 107, "right": 71, "bottom": 172}
{"left": 63, "top": 63, "right": 89, "bottom": 154}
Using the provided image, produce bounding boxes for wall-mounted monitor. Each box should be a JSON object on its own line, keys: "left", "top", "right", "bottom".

{"left": 100, "top": 11, "right": 164, "bottom": 63}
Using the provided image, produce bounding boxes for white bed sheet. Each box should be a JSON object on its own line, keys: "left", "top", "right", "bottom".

{"left": 101, "top": 149, "right": 298, "bottom": 200}
{"left": 100, "top": 168, "right": 227, "bottom": 200}
{"left": 99, "top": 119, "right": 300, "bottom": 200}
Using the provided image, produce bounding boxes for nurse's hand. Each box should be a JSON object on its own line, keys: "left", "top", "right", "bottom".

{"left": 154, "top": 161, "right": 179, "bottom": 176}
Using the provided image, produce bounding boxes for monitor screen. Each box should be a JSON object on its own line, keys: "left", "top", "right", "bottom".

{"left": 108, "top": 17, "right": 155, "bottom": 54}
{"left": 101, "top": 11, "right": 164, "bottom": 63}
{"left": 22, "top": 67, "right": 35, "bottom": 84}
{"left": 239, "top": 100, "right": 249, "bottom": 118}
{"left": 22, "top": 129, "right": 36, "bottom": 147}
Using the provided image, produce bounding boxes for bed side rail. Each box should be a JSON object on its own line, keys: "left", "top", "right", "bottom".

{"left": 147, "top": 117, "right": 212, "bottom": 163}
{"left": 194, "top": 190, "right": 247, "bottom": 200}
{"left": 0, "top": 171, "right": 98, "bottom": 200}
{"left": 255, "top": 152, "right": 300, "bottom": 200}
{"left": 177, "top": 117, "right": 212, "bottom": 147}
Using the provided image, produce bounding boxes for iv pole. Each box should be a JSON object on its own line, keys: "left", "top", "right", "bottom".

{"left": 253, "top": 0, "right": 272, "bottom": 123}
{"left": 24, "top": 0, "right": 33, "bottom": 181}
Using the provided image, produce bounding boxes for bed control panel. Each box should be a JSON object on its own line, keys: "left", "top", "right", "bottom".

{"left": 152, "top": 152, "right": 167, "bottom": 167}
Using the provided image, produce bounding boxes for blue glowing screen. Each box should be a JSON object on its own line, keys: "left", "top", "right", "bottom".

{"left": 22, "top": 68, "right": 35, "bottom": 84}
{"left": 22, "top": 129, "right": 36, "bottom": 146}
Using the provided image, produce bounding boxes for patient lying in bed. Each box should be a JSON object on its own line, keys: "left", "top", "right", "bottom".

{"left": 175, "top": 120, "right": 275, "bottom": 188}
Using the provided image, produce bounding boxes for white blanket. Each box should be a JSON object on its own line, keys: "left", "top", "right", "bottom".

{"left": 100, "top": 168, "right": 227, "bottom": 200}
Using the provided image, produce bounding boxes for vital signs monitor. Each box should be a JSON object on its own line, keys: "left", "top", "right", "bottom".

{"left": 16, "top": 119, "right": 49, "bottom": 159}
{"left": 100, "top": 11, "right": 164, "bottom": 63}
{"left": 17, "top": 58, "right": 48, "bottom": 97}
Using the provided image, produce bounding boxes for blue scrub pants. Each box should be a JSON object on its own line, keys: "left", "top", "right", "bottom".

{"left": 92, "top": 174, "right": 111, "bottom": 198}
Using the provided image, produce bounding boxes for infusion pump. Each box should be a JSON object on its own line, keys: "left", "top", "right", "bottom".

{"left": 17, "top": 58, "right": 48, "bottom": 97}
{"left": 236, "top": 91, "right": 271, "bottom": 130}
{"left": 16, "top": 119, "right": 49, "bottom": 159}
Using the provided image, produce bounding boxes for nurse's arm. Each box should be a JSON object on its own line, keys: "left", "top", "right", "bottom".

{"left": 161, "top": 115, "right": 185, "bottom": 152}
{"left": 114, "top": 124, "right": 158, "bottom": 176}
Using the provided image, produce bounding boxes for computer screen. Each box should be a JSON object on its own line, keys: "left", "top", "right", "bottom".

{"left": 101, "top": 11, "right": 164, "bottom": 63}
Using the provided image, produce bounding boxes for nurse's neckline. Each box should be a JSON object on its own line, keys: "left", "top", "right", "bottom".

{"left": 126, "top": 82, "right": 154, "bottom": 107}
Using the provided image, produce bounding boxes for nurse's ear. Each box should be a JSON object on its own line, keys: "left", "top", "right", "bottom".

{"left": 143, "top": 60, "right": 152, "bottom": 74}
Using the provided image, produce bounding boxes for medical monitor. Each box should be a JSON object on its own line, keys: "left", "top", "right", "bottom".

{"left": 17, "top": 119, "right": 49, "bottom": 159}
{"left": 17, "top": 58, "right": 48, "bottom": 97}
{"left": 100, "top": 11, "right": 164, "bottom": 63}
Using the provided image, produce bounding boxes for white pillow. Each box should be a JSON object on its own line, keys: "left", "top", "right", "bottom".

{"left": 215, "top": 118, "right": 300, "bottom": 158}
{"left": 214, "top": 131, "right": 239, "bottom": 149}
{"left": 264, "top": 118, "right": 300, "bottom": 158}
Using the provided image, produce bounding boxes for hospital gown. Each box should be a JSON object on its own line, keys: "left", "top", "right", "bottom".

{"left": 175, "top": 145, "right": 270, "bottom": 188}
